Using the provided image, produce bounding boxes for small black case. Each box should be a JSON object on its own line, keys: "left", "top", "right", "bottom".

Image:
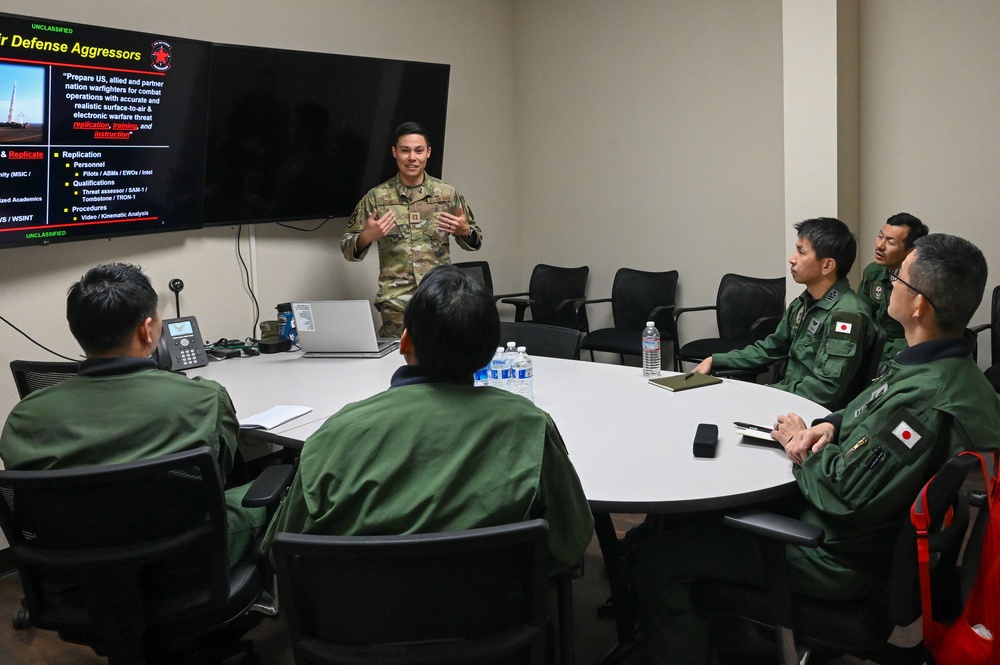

{"left": 693, "top": 423, "right": 719, "bottom": 458}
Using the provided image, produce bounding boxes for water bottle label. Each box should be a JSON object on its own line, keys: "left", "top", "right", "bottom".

{"left": 642, "top": 339, "right": 660, "bottom": 352}
{"left": 501, "top": 368, "right": 513, "bottom": 380}
{"left": 516, "top": 368, "right": 533, "bottom": 379}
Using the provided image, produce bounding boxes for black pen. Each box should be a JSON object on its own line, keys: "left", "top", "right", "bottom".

{"left": 683, "top": 372, "right": 695, "bottom": 380}
{"left": 733, "top": 421, "right": 772, "bottom": 433}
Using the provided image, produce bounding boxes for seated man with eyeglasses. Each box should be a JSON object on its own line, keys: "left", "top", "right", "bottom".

{"left": 632, "top": 233, "right": 1000, "bottom": 665}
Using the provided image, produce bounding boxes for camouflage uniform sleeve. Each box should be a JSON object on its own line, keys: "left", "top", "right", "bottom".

{"left": 453, "top": 192, "right": 482, "bottom": 251}
{"left": 341, "top": 193, "right": 377, "bottom": 262}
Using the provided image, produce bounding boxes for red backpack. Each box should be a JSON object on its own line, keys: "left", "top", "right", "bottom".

{"left": 912, "top": 450, "right": 1000, "bottom": 664}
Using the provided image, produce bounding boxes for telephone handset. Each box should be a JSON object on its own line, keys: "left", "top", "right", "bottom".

{"left": 155, "top": 316, "right": 208, "bottom": 371}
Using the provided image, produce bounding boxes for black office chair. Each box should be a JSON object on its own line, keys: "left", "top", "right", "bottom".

{"left": 691, "top": 452, "right": 986, "bottom": 665}
{"left": 454, "top": 260, "right": 494, "bottom": 295}
{"left": 500, "top": 321, "right": 584, "bottom": 360}
{"left": 672, "top": 274, "right": 785, "bottom": 373}
{"left": 0, "top": 447, "right": 293, "bottom": 665}
{"left": 496, "top": 264, "right": 590, "bottom": 330}
{"left": 9, "top": 359, "right": 80, "bottom": 399}
{"left": 272, "top": 519, "right": 551, "bottom": 665}
{"left": 574, "top": 268, "right": 678, "bottom": 364}
{"left": 971, "top": 285, "right": 1000, "bottom": 392}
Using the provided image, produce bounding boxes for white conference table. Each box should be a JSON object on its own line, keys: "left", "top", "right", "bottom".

{"left": 191, "top": 350, "right": 825, "bottom": 662}
{"left": 190, "top": 350, "right": 826, "bottom": 515}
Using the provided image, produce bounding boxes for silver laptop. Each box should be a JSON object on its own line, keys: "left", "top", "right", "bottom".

{"left": 292, "top": 301, "right": 400, "bottom": 358}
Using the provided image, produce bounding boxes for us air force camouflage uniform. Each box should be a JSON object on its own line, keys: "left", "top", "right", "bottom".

{"left": 859, "top": 262, "right": 906, "bottom": 367}
{"left": 712, "top": 278, "right": 875, "bottom": 411}
{"left": 341, "top": 174, "right": 482, "bottom": 337}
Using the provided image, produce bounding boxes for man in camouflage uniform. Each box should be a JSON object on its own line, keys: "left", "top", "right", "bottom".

{"left": 633, "top": 233, "right": 1000, "bottom": 665}
{"left": 858, "top": 212, "right": 928, "bottom": 367}
{"left": 340, "top": 122, "right": 482, "bottom": 337}
{"left": 693, "top": 217, "right": 875, "bottom": 411}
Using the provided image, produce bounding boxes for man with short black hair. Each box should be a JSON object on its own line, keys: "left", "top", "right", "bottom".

{"left": 693, "top": 217, "right": 875, "bottom": 410}
{"left": 0, "top": 263, "right": 265, "bottom": 569}
{"left": 632, "top": 233, "right": 1000, "bottom": 665}
{"left": 266, "top": 264, "right": 593, "bottom": 573}
{"left": 341, "top": 121, "right": 483, "bottom": 338}
{"left": 858, "top": 212, "right": 929, "bottom": 365}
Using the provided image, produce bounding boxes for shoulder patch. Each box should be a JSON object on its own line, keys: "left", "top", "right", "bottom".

{"left": 829, "top": 311, "right": 863, "bottom": 338}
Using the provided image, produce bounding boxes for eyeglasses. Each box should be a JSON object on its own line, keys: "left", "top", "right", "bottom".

{"left": 888, "top": 267, "right": 936, "bottom": 310}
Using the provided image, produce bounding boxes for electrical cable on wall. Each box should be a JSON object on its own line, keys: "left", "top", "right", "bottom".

{"left": 236, "top": 225, "right": 262, "bottom": 341}
{"left": 0, "top": 314, "right": 78, "bottom": 362}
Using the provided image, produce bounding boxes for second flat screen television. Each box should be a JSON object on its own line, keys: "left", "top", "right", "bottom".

{"left": 204, "top": 44, "right": 451, "bottom": 226}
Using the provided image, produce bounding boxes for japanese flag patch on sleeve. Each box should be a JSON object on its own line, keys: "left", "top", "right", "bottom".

{"left": 891, "top": 421, "right": 923, "bottom": 448}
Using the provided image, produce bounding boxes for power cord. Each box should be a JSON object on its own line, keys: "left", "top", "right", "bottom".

{"left": 0, "top": 313, "right": 79, "bottom": 362}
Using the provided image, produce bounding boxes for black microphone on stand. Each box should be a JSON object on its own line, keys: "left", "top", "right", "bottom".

{"left": 168, "top": 278, "right": 184, "bottom": 318}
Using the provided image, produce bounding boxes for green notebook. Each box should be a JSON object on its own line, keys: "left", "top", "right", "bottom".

{"left": 648, "top": 373, "right": 723, "bottom": 392}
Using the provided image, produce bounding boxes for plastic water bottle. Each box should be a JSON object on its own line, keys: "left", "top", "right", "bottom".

{"left": 511, "top": 346, "right": 534, "bottom": 402}
{"left": 489, "top": 347, "right": 511, "bottom": 391}
{"left": 474, "top": 363, "right": 490, "bottom": 387}
{"left": 642, "top": 321, "right": 661, "bottom": 377}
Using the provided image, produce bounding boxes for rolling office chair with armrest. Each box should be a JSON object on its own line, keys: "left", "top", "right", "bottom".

{"left": 495, "top": 264, "right": 590, "bottom": 331}
{"left": 691, "top": 452, "right": 986, "bottom": 665}
{"left": 672, "top": 274, "right": 785, "bottom": 375}
{"left": 272, "top": 519, "right": 553, "bottom": 665}
{"left": 9, "top": 359, "right": 80, "bottom": 399}
{"left": 0, "top": 446, "right": 294, "bottom": 665}
{"left": 971, "top": 285, "right": 1000, "bottom": 391}
{"left": 573, "top": 268, "right": 678, "bottom": 365}
{"left": 499, "top": 321, "right": 585, "bottom": 360}
{"left": 454, "top": 260, "right": 495, "bottom": 295}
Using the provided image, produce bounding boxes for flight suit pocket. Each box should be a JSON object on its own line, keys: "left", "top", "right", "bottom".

{"left": 818, "top": 338, "right": 857, "bottom": 379}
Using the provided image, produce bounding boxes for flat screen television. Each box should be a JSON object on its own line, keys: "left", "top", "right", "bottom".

{"left": 0, "top": 12, "right": 211, "bottom": 248}
{"left": 203, "top": 44, "right": 450, "bottom": 226}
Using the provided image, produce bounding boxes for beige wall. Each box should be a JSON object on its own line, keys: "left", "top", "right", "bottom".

{"left": 2, "top": 0, "right": 999, "bottom": 447}
{"left": 510, "top": 0, "right": 786, "bottom": 337}
{"left": 859, "top": 0, "right": 1000, "bottom": 364}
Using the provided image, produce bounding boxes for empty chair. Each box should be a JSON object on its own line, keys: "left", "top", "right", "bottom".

{"left": 575, "top": 268, "right": 678, "bottom": 364}
{"left": 272, "top": 519, "right": 551, "bottom": 665}
{"left": 496, "top": 264, "right": 590, "bottom": 330}
{"left": 9, "top": 359, "right": 79, "bottom": 399}
{"left": 672, "top": 273, "right": 785, "bottom": 372}
{"left": 0, "top": 446, "right": 292, "bottom": 665}
{"left": 454, "top": 260, "right": 494, "bottom": 294}
{"left": 500, "top": 321, "right": 584, "bottom": 360}
{"left": 972, "top": 284, "right": 1000, "bottom": 391}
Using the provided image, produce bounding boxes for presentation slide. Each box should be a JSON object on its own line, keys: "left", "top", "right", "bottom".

{"left": 0, "top": 13, "right": 209, "bottom": 247}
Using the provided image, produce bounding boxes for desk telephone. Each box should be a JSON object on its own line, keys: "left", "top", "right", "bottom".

{"left": 155, "top": 316, "right": 208, "bottom": 371}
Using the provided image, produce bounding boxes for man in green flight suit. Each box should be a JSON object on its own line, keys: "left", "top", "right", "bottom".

{"left": 692, "top": 217, "right": 874, "bottom": 411}
{"left": 0, "top": 263, "right": 265, "bottom": 570}
{"left": 631, "top": 233, "right": 1000, "bottom": 665}
{"left": 858, "top": 212, "right": 928, "bottom": 367}
{"left": 340, "top": 122, "right": 483, "bottom": 338}
{"left": 265, "top": 264, "right": 593, "bottom": 574}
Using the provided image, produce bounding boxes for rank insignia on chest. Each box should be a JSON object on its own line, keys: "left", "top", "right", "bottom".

{"left": 872, "top": 284, "right": 884, "bottom": 302}
{"left": 808, "top": 317, "right": 821, "bottom": 335}
{"left": 410, "top": 212, "right": 421, "bottom": 223}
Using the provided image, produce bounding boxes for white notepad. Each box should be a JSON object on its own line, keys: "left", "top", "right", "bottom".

{"left": 239, "top": 405, "right": 312, "bottom": 430}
